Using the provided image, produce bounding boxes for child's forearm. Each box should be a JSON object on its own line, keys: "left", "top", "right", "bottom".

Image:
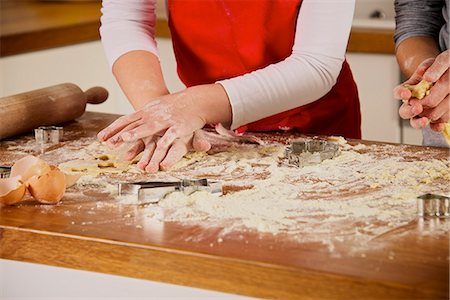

{"left": 112, "top": 50, "right": 169, "bottom": 110}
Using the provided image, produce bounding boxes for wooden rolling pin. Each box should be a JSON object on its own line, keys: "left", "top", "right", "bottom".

{"left": 0, "top": 83, "right": 108, "bottom": 140}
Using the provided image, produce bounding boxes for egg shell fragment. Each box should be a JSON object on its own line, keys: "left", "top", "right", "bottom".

{"left": 10, "top": 155, "right": 51, "bottom": 182}
{"left": 28, "top": 167, "right": 66, "bottom": 204}
{"left": 0, "top": 176, "right": 26, "bottom": 205}
{"left": 64, "top": 172, "right": 81, "bottom": 188}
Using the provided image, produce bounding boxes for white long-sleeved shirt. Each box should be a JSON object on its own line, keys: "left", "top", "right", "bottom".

{"left": 100, "top": 0, "right": 355, "bottom": 130}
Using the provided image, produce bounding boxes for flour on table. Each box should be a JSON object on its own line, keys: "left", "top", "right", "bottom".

{"left": 3, "top": 132, "right": 449, "bottom": 251}
{"left": 152, "top": 146, "right": 449, "bottom": 240}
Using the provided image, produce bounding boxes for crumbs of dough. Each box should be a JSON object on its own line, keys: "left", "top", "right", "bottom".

{"left": 404, "top": 80, "right": 433, "bottom": 100}
{"left": 97, "top": 162, "right": 115, "bottom": 168}
{"left": 96, "top": 155, "right": 110, "bottom": 161}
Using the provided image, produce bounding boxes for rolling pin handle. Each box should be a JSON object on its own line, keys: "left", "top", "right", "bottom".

{"left": 84, "top": 86, "right": 109, "bottom": 105}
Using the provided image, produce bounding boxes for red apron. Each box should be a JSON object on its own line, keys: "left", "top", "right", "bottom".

{"left": 168, "top": 0, "right": 361, "bottom": 139}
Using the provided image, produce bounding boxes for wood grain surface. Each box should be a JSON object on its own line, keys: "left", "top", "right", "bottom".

{"left": 348, "top": 28, "right": 395, "bottom": 54}
{"left": 0, "top": 112, "right": 448, "bottom": 299}
{"left": 1, "top": 1, "right": 393, "bottom": 57}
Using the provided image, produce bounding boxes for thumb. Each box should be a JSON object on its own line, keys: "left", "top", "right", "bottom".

{"left": 192, "top": 130, "right": 211, "bottom": 152}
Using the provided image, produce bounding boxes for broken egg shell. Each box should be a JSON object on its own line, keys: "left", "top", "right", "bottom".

{"left": 0, "top": 176, "right": 26, "bottom": 205}
{"left": 10, "top": 155, "right": 51, "bottom": 183}
{"left": 28, "top": 167, "right": 66, "bottom": 204}
{"left": 64, "top": 172, "right": 81, "bottom": 188}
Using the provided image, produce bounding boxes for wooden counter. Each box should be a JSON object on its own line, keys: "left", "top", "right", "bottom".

{"left": 0, "top": 0, "right": 394, "bottom": 57}
{"left": 0, "top": 112, "right": 449, "bottom": 299}
{"left": 0, "top": 0, "right": 169, "bottom": 57}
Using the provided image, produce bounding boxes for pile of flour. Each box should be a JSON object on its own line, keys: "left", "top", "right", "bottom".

{"left": 135, "top": 142, "right": 449, "bottom": 245}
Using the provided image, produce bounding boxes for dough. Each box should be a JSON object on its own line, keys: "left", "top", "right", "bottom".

{"left": 59, "top": 141, "right": 209, "bottom": 176}
{"left": 404, "top": 80, "right": 449, "bottom": 145}
{"left": 59, "top": 142, "right": 139, "bottom": 176}
{"left": 404, "top": 80, "right": 433, "bottom": 100}
{"left": 443, "top": 123, "right": 450, "bottom": 145}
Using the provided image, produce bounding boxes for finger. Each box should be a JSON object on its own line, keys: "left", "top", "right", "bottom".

{"left": 124, "top": 139, "right": 145, "bottom": 161}
{"left": 192, "top": 130, "right": 211, "bottom": 151}
{"left": 393, "top": 85, "right": 412, "bottom": 101}
{"left": 410, "top": 116, "right": 429, "bottom": 129}
{"left": 429, "top": 109, "right": 450, "bottom": 124}
{"left": 97, "top": 112, "right": 142, "bottom": 141}
{"left": 120, "top": 121, "right": 167, "bottom": 142}
{"left": 137, "top": 141, "right": 157, "bottom": 170}
{"left": 423, "top": 51, "right": 450, "bottom": 82}
{"left": 430, "top": 122, "right": 446, "bottom": 132}
{"left": 159, "top": 139, "right": 189, "bottom": 171}
{"left": 419, "top": 70, "right": 449, "bottom": 108}
{"left": 394, "top": 58, "right": 436, "bottom": 101}
{"left": 415, "top": 58, "right": 436, "bottom": 77}
{"left": 399, "top": 102, "right": 423, "bottom": 119}
{"left": 105, "top": 121, "right": 144, "bottom": 149}
{"left": 145, "top": 144, "right": 167, "bottom": 173}
{"left": 426, "top": 95, "right": 450, "bottom": 122}
{"left": 438, "top": 110, "right": 450, "bottom": 124}
{"left": 403, "top": 58, "right": 436, "bottom": 85}
{"left": 144, "top": 126, "right": 189, "bottom": 173}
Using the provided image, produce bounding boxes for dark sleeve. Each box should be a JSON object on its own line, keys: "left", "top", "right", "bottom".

{"left": 394, "top": 0, "right": 446, "bottom": 47}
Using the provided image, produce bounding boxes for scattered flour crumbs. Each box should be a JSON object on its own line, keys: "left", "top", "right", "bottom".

{"left": 3, "top": 136, "right": 449, "bottom": 251}
{"left": 152, "top": 143, "right": 449, "bottom": 242}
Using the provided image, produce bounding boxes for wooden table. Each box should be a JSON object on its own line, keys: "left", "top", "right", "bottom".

{"left": 0, "top": 112, "right": 448, "bottom": 299}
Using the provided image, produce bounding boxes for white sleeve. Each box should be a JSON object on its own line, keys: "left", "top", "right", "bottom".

{"left": 100, "top": 0, "right": 159, "bottom": 69}
{"left": 218, "top": 0, "right": 356, "bottom": 130}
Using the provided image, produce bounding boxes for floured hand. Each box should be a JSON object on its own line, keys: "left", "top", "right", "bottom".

{"left": 394, "top": 51, "right": 450, "bottom": 132}
{"left": 97, "top": 84, "right": 231, "bottom": 172}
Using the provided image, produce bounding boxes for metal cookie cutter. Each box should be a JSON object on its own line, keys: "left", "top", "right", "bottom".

{"left": 417, "top": 193, "right": 449, "bottom": 218}
{"left": 285, "top": 139, "right": 340, "bottom": 167}
{"left": 34, "top": 126, "right": 63, "bottom": 144}
{"left": 118, "top": 178, "right": 223, "bottom": 204}
{"left": 0, "top": 166, "right": 11, "bottom": 179}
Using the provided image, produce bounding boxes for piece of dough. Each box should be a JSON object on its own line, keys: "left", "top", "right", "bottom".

{"left": 443, "top": 123, "right": 450, "bottom": 145}
{"left": 404, "top": 80, "right": 449, "bottom": 145}
{"left": 404, "top": 80, "right": 433, "bottom": 100}
{"left": 59, "top": 141, "right": 139, "bottom": 176}
{"left": 59, "top": 141, "right": 210, "bottom": 176}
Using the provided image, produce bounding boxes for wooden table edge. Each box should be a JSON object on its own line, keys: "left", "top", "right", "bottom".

{"left": 0, "top": 225, "right": 442, "bottom": 299}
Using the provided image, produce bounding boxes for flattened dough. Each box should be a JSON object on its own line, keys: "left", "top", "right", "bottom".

{"left": 59, "top": 141, "right": 209, "bottom": 176}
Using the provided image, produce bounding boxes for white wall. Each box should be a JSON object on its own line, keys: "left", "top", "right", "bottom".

{"left": 0, "top": 39, "right": 184, "bottom": 116}
{"left": 346, "top": 53, "right": 401, "bottom": 143}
